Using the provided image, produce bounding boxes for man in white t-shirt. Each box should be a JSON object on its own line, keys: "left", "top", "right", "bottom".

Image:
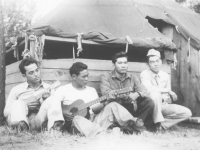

{"left": 50, "top": 62, "right": 145, "bottom": 136}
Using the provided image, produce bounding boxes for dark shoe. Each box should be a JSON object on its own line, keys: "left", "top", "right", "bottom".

{"left": 52, "top": 120, "right": 64, "bottom": 131}
{"left": 154, "top": 122, "right": 163, "bottom": 132}
{"left": 17, "top": 121, "right": 29, "bottom": 132}
{"left": 135, "top": 118, "right": 144, "bottom": 127}
{"left": 147, "top": 122, "right": 163, "bottom": 133}
{"left": 41, "top": 120, "right": 48, "bottom": 131}
{"left": 132, "top": 119, "right": 146, "bottom": 134}
{"left": 108, "top": 123, "right": 120, "bottom": 130}
{"left": 121, "top": 119, "right": 146, "bottom": 134}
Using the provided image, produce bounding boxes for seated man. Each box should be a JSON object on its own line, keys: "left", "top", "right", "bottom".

{"left": 4, "top": 57, "right": 60, "bottom": 132}
{"left": 140, "top": 49, "right": 192, "bottom": 131}
{"left": 49, "top": 62, "right": 144, "bottom": 136}
{"left": 100, "top": 51, "right": 155, "bottom": 128}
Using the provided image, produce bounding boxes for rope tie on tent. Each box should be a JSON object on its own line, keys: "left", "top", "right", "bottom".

{"left": 29, "top": 35, "right": 40, "bottom": 61}
{"left": 125, "top": 36, "right": 133, "bottom": 53}
{"left": 36, "top": 34, "right": 45, "bottom": 62}
{"left": 11, "top": 38, "right": 18, "bottom": 58}
{"left": 175, "top": 26, "right": 180, "bottom": 33}
{"left": 76, "top": 33, "right": 83, "bottom": 57}
{"left": 33, "top": 35, "right": 39, "bottom": 61}
{"left": 22, "top": 33, "right": 31, "bottom": 59}
{"left": 172, "top": 53, "right": 177, "bottom": 70}
{"left": 187, "top": 37, "right": 191, "bottom": 63}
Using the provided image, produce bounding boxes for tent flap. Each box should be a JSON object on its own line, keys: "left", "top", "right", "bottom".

{"left": 21, "top": 25, "right": 176, "bottom": 50}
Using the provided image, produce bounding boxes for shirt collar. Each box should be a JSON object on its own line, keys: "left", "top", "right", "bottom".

{"left": 111, "top": 70, "right": 131, "bottom": 79}
{"left": 148, "top": 69, "right": 161, "bottom": 78}
{"left": 26, "top": 80, "right": 46, "bottom": 89}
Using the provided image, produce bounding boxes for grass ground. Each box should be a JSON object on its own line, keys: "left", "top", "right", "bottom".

{"left": 0, "top": 122, "right": 200, "bottom": 150}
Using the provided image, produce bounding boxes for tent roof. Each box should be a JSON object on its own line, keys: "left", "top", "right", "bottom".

{"left": 134, "top": 0, "right": 200, "bottom": 50}
{"left": 30, "top": 0, "right": 199, "bottom": 51}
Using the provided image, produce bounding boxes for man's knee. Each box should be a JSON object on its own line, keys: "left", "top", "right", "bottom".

{"left": 72, "top": 116, "right": 87, "bottom": 124}
{"left": 73, "top": 116, "right": 82, "bottom": 122}
{"left": 173, "top": 105, "right": 192, "bottom": 119}
{"left": 106, "top": 102, "right": 119, "bottom": 106}
{"left": 184, "top": 107, "right": 192, "bottom": 118}
{"left": 105, "top": 102, "right": 121, "bottom": 110}
{"left": 150, "top": 92, "right": 162, "bottom": 102}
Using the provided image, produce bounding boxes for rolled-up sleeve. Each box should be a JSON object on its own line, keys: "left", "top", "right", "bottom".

{"left": 4, "top": 87, "right": 18, "bottom": 117}
{"left": 100, "top": 73, "right": 112, "bottom": 95}
{"left": 132, "top": 74, "right": 149, "bottom": 97}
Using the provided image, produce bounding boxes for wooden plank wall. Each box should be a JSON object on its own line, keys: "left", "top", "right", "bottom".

{"left": 6, "top": 58, "right": 170, "bottom": 100}
{"left": 162, "top": 25, "right": 200, "bottom": 116}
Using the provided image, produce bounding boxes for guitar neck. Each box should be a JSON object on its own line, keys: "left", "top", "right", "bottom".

{"left": 78, "top": 87, "right": 132, "bottom": 110}
{"left": 80, "top": 95, "right": 108, "bottom": 109}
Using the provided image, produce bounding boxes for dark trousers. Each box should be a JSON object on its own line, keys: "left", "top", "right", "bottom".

{"left": 121, "top": 97, "right": 155, "bottom": 126}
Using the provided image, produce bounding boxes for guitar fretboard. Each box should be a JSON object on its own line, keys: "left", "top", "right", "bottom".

{"left": 78, "top": 87, "right": 132, "bottom": 111}
{"left": 79, "top": 95, "right": 108, "bottom": 110}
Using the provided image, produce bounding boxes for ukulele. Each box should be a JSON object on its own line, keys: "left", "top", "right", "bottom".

{"left": 61, "top": 87, "right": 133, "bottom": 118}
{"left": 24, "top": 80, "right": 60, "bottom": 105}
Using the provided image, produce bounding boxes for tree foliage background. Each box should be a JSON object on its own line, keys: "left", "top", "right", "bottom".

{"left": 3, "top": 0, "right": 37, "bottom": 45}
{"left": 176, "top": 0, "right": 200, "bottom": 14}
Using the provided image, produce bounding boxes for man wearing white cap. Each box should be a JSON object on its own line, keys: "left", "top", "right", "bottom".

{"left": 140, "top": 49, "right": 192, "bottom": 131}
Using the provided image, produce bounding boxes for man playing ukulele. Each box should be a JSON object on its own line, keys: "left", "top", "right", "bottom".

{"left": 4, "top": 57, "right": 60, "bottom": 132}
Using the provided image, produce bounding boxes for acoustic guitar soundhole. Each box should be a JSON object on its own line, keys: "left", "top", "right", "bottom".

{"left": 70, "top": 107, "right": 78, "bottom": 114}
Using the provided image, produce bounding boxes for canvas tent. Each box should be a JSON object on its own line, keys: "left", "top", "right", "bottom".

{"left": 20, "top": 0, "right": 177, "bottom": 52}
{"left": 134, "top": 0, "right": 200, "bottom": 50}
{"left": 6, "top": 0, "right": 200, "bottom": 116}
{"left": 29, "top": 0, "right": 200, "bottom": 51}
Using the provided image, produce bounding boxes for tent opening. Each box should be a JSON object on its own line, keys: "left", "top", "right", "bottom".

{"left": 145, "top": 16, "right": 170, "bottom": 33}
{"left": 6, "top": 39, "right": 150, "bottom": 66}
{"left": 43, "top": 40, "right": 148, "bottom": 62}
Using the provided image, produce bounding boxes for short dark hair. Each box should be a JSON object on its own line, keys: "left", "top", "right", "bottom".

{"left": 19, "top": 57, "right": 39, "bottom": 74}
{"left": 112, "top": 51, "right": 128, "bottom": 64}
{"left": 69, "top": 62, "right": 88, "bottom": 76}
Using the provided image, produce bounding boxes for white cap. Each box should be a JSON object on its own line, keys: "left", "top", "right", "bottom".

{"left": 147, "top": 49, "right": 161, "bottom": 58}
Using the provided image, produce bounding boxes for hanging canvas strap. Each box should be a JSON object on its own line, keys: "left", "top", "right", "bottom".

{"left": 77, "top": 33, "right": 83, "bottom": 57}
{"left": 125, "top": 36, "right": 133, "bottom": 53}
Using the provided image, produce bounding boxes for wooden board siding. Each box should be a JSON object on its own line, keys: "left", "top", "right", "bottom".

{"left": 162, "top": 25, "right": 200, "bottom": 116}
{"left": 6, "top": 58, "right": 170, "bottom": 99}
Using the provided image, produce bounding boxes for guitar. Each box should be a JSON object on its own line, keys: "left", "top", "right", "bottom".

{"left": 61, "top": 87, "right": 133, "bottom": 118}
{"left": 25, "top": 80, "right": 60, "bottom": 105}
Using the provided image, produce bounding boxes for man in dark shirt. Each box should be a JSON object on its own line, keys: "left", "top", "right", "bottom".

{"left": 100, "top": 51, "right": 155, "bottom": 128}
